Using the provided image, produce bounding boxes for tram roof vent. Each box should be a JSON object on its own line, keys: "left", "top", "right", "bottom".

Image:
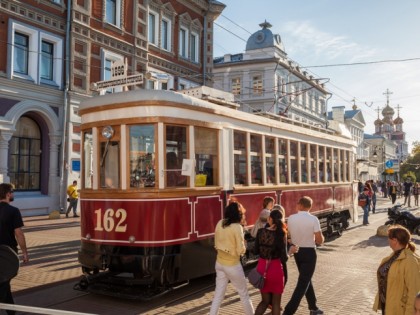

{"left": 179, "top": 86, "right": 240, "bottom": 109}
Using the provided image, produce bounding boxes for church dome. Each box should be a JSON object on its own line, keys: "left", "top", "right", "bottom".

{"left": 246, "top": 20, "right": 285, "bottom": 52}
{"left": 382, "top": 104, "right": 394, "bottom": 116}
{"left": 374, "top": 118, "right": 383, "bottom": 126}
{"left": 394, "top": 116, "right": 403, "bottom": 124}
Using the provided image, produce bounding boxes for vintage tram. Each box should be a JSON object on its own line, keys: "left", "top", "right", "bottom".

{"left": 75, "top": 88, "right": 358, "bottom": 299}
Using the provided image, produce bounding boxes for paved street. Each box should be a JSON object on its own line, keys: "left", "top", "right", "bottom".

{"left": 10, "top": 196, "right": 420, "bottom": 314}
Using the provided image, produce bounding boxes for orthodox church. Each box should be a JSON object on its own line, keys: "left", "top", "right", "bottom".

{"left": 373, "top": 89, "right": 408, "bottom": 161}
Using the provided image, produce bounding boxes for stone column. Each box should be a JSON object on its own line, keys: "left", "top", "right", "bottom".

{"left": 48, "top": 134, "right": 62, "bottom": 195}
{"left": 0, "top": 130, "right": 13, "bottom": 183}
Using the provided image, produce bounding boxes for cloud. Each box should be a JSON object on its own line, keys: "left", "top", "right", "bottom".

{"left": 282, "top": 21, "right": 377, "bottom": 62}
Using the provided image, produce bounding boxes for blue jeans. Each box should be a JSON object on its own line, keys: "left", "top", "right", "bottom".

{"left": 362, "top": 205, "right": 369, "bottom": 224}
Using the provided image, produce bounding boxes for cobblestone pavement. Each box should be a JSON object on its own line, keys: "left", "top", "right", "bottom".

{"left": 11, "top": 197, "right": 420, "bottom": 314}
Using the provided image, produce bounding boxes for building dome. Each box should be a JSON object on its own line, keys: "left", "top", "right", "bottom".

{"left": 374, "top": 118, "right": 383, "bottom": 126}
{"left": 394, "top": 116, "right": 403, "bottom": 124}
{"left": 246, "top": 20, "right": 285, "bottom": 52}
{"left": 381, "top": 104, "right": 394, "bottom": 116}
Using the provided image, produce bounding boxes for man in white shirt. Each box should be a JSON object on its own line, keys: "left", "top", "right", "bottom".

{"left": 282, "top": 196, "right": 324, "bottom": 315}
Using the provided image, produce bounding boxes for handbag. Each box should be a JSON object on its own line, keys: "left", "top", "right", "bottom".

{"left": 358, "top": 199, "right": 367, "bottom": 207}
{"left": 67, "top": 198, "right": 70, "bottom": 202}
{"left": 248, "top": 259, "right": 271, "bottom": 290}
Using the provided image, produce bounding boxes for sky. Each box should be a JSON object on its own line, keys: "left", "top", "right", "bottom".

{"left": 213, "top": 0, "right": 420, "bottom": 151}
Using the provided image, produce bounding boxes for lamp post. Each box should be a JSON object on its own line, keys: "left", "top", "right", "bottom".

{"left": 373, "top": 146, "right": 386, "bottom": 182}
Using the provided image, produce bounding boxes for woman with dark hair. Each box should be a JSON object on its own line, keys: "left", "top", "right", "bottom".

{"left": 209, "top": 202, "right": 254, "bottom": 315}
{"left": 373, "top": 225, "right": 420, "bottom": 315}
{"left": 253, "top": 209, "right": 298, "bottom": 315}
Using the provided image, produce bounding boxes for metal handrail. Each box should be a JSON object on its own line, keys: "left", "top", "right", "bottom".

{"left": 0, "top": 303, "right": 97, "bottom": 315}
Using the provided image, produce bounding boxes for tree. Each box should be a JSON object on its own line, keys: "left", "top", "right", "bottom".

{"left": 400, "top": 141, "right": 420, "bottom": 182}
{"left": 402, "top": 171, "right": 416, "bottom": 184}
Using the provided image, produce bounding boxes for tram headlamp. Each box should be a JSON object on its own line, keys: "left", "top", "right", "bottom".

{"left": 102, "top": 126, "right": 114, "bottom": 139}
{"left": 129, "top": 236, "right": 136, "bottom": 243}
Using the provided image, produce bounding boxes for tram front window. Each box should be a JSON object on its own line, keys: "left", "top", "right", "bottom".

{"left": 129, "top": 125, "right": 155, "bottom": 188}
{"left": 100, "top": 125, "right": 120, "bottom": 189}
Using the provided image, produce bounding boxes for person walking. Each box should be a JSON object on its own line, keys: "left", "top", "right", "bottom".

{"left": 282, "top": 196, "right": 324, "bottom": 315}
{"left": 388, "top": 182, "right": 397, "bottom": 205}
{"left": 209, "top": 201, "right": 254, "bottom": 315}
{"left": 413, "top": 182, "right": 419, "bottom": 207}
{"left": 373, "top": 225, "right": 420, "bottom": 315}
{"left": 253, "top": 209, "right": 298, "bottom": 315}
{"left": 403, "top": 178, "right": 413, "bottom": 208}
{"left": 0, "top": 183, "right": 29, "bottom": 315}
{"left": 66, "top": 180, "right": 79, "bottom": 218}
{"left": 359, "top": 187, "right": 371, "bottom": 225}
{"left": 371, "top": 180, "right": 378, "bottom": 213}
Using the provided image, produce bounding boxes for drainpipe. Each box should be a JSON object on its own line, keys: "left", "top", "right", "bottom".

{"left": 60, "top": 0, "right": 72, "bottom": 210}
{"left": 203, "top": 10, "right": 208, "bottom": 86}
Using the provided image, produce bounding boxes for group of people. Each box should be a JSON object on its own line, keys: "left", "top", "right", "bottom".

{"left": 210, "top": 196, "right": 324, "bottom": 315}
{"left": 211, "top": 194, "right": 420, "bottom": 315}
{"left": 369, "top": 179, "right": 420, "bottom": 207}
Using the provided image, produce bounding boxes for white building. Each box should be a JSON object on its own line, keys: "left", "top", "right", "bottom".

{"left": 212, "top": 21, "right": 328, "bottom": 127}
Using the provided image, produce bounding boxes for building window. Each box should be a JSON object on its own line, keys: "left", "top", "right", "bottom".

{"left": 231, "top": 77, "right": 241, "bottom": 95}
{"left": 13, "top": 33, "right": 29, "bottom": 75}
{"left": 100, "top": 49, "right": 123, "bottom": 95}
{"left": 190, "top": 32, "right": 199, "bottom": 62}
{"left": 148, "top": 12, "right": 158, "bottom": 45}
{"left": 41, "top": 41, "right": 53, "bottom": 81}
{"left": 10, "top": 21, "right": 63, "bottom": 88}
{"left": 252, "top": 75, "right": 263, "bottom": 96}
{"left": 179, "top": 28, "right": 188, "bottom": 58}
{"left": 161, "top": 18, "right": 171, "bottom": 51}
{"left": 105, "top": 0, "right": 121, "bottom": 27}
{"left": 8, "top": 117, "right": 41, "bottom": 191}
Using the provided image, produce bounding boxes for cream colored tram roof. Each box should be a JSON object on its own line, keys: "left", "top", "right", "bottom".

{"left": 80, "top": 89, "right": 355, "bottom": 148}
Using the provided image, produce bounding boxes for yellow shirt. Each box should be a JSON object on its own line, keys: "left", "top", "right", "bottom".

{"left": 67, "top": 184, "right": 79, "bottom": 199}
{"left": 214, "top": 220, "right": 246, "bottom": 266}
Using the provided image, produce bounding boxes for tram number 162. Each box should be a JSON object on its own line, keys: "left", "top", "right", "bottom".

{"left": 94, "top": 208, "right": 128, "bottom": 232}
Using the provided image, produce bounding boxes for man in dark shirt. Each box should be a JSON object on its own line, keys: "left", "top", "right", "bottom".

{"left": 0, "top": 183, "right": 29, "bottom": 314}
{"left": 403, "top": 178, "right": 413, "bottom": 207}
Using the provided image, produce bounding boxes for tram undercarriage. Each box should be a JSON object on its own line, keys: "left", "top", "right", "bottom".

{"left": 319, "top": 209, "right": 351, "bottom": 237}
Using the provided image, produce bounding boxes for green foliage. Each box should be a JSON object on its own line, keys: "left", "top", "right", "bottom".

{"left": 412, "top": 141, "right": 420, "bottom": 155}
{"left": 399, "top": 142, "right": 420, "bottom": 182}
{"left": 402, "top": 171, "right": 416, "bottom": 183}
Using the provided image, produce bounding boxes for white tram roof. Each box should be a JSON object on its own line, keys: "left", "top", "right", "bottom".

{"left": 80, "top": 89, "right": 355, "bottom": 148}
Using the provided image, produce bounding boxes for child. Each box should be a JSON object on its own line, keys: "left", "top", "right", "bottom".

{"left": 251, "top": 196, "right": 274, "bottom": 238}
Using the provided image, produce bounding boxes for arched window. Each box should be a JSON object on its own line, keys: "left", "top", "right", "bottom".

{"left": 8, "top": 117, "right": 41, "bottom": 191}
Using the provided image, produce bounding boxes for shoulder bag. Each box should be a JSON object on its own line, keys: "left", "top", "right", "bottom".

{"left": 248, "top": 259, "right": 271, "bottom": 290}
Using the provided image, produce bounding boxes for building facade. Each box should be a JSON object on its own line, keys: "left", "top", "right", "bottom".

{"left": 213, "top": 21, "right": 329, "bottom": 127}
{"left": 0, "top": 0, "right": 225, "bottom": 215}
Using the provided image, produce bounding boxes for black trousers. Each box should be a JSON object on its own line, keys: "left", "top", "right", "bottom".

{"left": 0, "top": 280, "right": 15, "bottom": 315}
{"left": 283, "top": 247, "right": 318, "bottom": 315}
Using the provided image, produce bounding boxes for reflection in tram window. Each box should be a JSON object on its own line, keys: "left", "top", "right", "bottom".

{"left": 100, "top": 138, "right": 120, "bottom": 188}
{"left": 333, "top": 148, "right": 339, "bottom": 182}
{"left": 300, "top": 143, "right": 308, "bottom": 183}
{"left": 290, "top": 141, "right": 298, "bottom": 183}
{"left": 195, "top": 127, "right": 218, "bottom": 186}
{"left": 309, "top": 144, "right": 317, "bottom": 183}
{"left": 319, "top": 146, "right": 325, "bottom": 182}
{"left": 83, "top": 130, "right": 93, "bottom": 189}
{"left": 278, "top": 138, "right": 288, "bottom": 184}
{"left": 129, "top": 125, "right": 155, "bottom": 188}
{"left": 265, "top": 137, "right": 275, "bottom": 184}
{"left": 326, "top": 147, "right": 332, "bottom": 182}
{"left": 166, "top": 125, "right": 187, "bottom": 187}
{"left": 234, "top": 131, "right": 247, "bottom": 185}
{"left": 250, "top": 134, "right": 262, "bottom": 184}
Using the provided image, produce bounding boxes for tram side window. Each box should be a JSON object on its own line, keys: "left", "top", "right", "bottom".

{"left": 290, "top": 141, "right": 298, "bottom": 183}
{"left": 165, "top": 125, "right": 187, "bottom": 187}
{"left": 250, "top": 134, "right": 262, "bottom": 185}
{"left": 278, "top": 138, "right": 288, "bottom": 184}
{"left": 195, "top": 127, "right": 218, "bottom": 186}
{"left": 342, "top": 150, "right": 348, "bottom": 182}
{"left": 319, "top": 146, "right": 325, "bottom": 182}
{"left": 83, "top": 130, "right": 93, "bottom": 189}
{"left": 129, "top": 125, "right": 155, "bottom": 188}
{"left": 265, "top": 137, "right": 275, "bottom": 184}
{"left": 326, "top": 147, "right": 332, "bottom": 182}
{"left": 309, "top": 144, "right": 316, "bottom": 183}
{"left": 300, "top": 143, "right": 308, "bottom": 183}
{"left": 333, "top": 148, "right": 339, "bottom": 182}
{"left": 100, "top": 126, "right": 120, "bottom": 189}
{"left": 234, "top": 131, "right": 247, "bottom": 185}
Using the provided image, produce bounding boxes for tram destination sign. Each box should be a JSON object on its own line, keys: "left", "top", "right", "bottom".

{"left": 91, "top": 74, "right": 144, "bottom": 91}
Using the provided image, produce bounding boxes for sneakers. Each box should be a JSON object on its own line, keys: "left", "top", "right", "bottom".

{"left": 73, "top": 214, "right": 79, "bottom": 217}
{"left": 310, "top": 309, "right": 324, "bottom": 315}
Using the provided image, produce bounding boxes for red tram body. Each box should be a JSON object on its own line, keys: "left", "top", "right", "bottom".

{"left": 76, "top": 89, "right": 358, "bottom": 298}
